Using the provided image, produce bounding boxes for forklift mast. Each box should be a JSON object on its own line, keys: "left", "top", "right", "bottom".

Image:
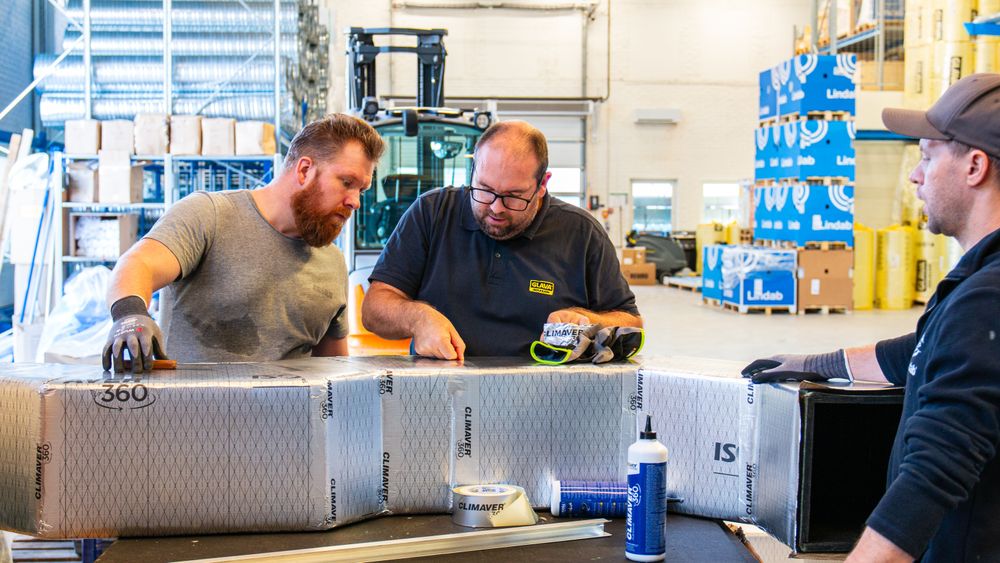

{"left": 346, "top": 27, "right": 448, "bottom": 115}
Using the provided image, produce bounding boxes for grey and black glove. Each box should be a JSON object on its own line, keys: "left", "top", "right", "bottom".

{"left": 591, "top": 327, "right": 645, "bottom": 364}
{"left": 102, "top": 295, "right": 169, "bottom": 373}
{"left": 741, "top": 350, "right": 852, "bottom": 384}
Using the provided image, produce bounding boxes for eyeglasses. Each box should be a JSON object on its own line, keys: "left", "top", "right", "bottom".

{"left": 469, "top": 185, "right": 540, "bottom": 211}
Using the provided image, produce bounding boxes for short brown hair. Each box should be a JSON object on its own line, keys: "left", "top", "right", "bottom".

{"left": 947, "top": 140, "right": 1000, "bottom": 183}
{"left": 474, "top": 121, "right": 548, "bottom": 184}
{"left": 283, "top": 113, "right": 385, "bottom": 171}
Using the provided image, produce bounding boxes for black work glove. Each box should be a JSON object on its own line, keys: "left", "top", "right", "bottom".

{"left": 102, "top": 295, "right": 169, "bottom": 373}
{"left": 741, "top": 350, "right": 852, "bottom": 384}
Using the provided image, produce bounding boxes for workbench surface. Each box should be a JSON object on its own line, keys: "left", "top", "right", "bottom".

{"left": 97, "top": 513, "right": 755, "bottom": 562}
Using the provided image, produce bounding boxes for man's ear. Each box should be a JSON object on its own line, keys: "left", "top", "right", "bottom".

{"left": 295, "top": 156, "right": 314, "bottom": 186}
{"left": 538, "top": 170, "right": 553, "bottom": 195}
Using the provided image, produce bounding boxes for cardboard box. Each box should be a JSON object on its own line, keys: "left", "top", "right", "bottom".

{"left": 64, "top": 119, "right": 100, "bottom": 155}
{"left": 622, "top": 246, "right": 647, "bottom": 265}
{"left": 622, "top": 262, "right": 657, "bottom": 285}
{"left": 780, "top": 54, "right": 857, "bottom": 118}
{"left": 754, "top": 184, "right": 855, "bottom": 247}
{"left": 859, "top": 60, "right": 904, "bottom": 91}
{"left": 776, "top": 120, "right": 856, "bottom": 182}
{"left": 0, "top": 359, "right": 382, "bottom": 538}
{"left": 758, "top": 67, "right": 778, "bottom": 122}
{"left": 754, "top": 125, "right": 776, "bottom": 182}
{"left": 169, "top": 115, "right": 202, "bottom": 155}
{"left": 701, "top": 244, "right": 726, "bottom": 301}
{"left": 202, "top": 118, "right": 236, "bottom": 156}
{"left": 100, "top": 120, "right": 134, "bottom": 154}
{"left": 66, "top": 161, "right": 98, "bottom": 203}
{"left": 235, "top": 121, "right": 277, "bottom": 155}
{"left": 133, "top": 113, "right": 169, "bottom": 155}
{"left": 68, "top": 213, "right": 138, "bottom": 259}
{"left": 97, "top": 151, "right": 143, "bottom": 204}
{"left": 797, "top": 248, "right": 854, "bottom": 309}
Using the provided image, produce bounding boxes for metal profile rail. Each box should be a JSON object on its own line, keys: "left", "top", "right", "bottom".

{"left": 174, "top": 519, "right": 611, "bottom": 563}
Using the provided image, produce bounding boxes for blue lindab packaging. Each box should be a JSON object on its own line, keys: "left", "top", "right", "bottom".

{"left": 626, "top": 415, "right": 668, "bottom": 562}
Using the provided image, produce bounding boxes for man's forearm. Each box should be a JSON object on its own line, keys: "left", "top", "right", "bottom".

{"left": 569, "top": 308, "right": 643, "bottom": 328}
{"left": 844, "top": 344, "right": 890, "bottom": 383}
{"left": 362, "top": 284, "right": 433, "bottom": 340}
{"left": 846, "top": 527, "right": 914, "bottom": 562}
{"left": 108, "top": 253, "right": 156, "bottom": 307}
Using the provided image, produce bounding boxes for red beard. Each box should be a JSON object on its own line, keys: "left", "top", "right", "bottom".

{"left": 291, "top": 182, "right": 351, "bottom": 247}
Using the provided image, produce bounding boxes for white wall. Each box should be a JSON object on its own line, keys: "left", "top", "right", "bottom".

{"left": 322, "top": 0, "right": 815, "bottom": 233}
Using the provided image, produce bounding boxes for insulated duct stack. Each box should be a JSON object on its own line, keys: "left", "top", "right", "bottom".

{"left": 35, "top": 0, "right": 329, "bottom": 132}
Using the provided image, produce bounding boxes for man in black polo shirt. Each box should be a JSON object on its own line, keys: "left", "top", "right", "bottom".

{"left": 362, "top": 120, "right": 642, "bottom": 360}
{"left": 743, "top": 74, "right": 1000, "bottom": 561}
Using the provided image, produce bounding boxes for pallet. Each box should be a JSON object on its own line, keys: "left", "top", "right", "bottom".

{"left": 758, "top": 116, "right": 780, "bottom": 128}
{"left": 753, "top": 238, "right": 797, "bottom": 249}
{"left": 753, "top": 239, "right": 851, "bottom": 251}
{"left": 739, "top": 229, "right": 753, "bottom": 244}
{"left": 801, "top": 241, "right": 851, "bottom": 250}
{"left": 665, "top": 276, "right": 702, "bottom": 292}
{"left": 798, "top": 305, "right": 851, "bottom": 315}
{"left": 722, "top": 302, "right": 796, "bottom": 315}
{"left": 804, "top": 176, "right": 853, "bottom": 186}
{"left": 777, "top": 111, "right": 854, "bottom": 124}
{"left": 702, "top": 297, "right": 723, "bottom": 308}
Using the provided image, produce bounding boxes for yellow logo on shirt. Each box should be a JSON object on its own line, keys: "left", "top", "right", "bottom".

{"left": 529, "top": 280, "right": 555, "bottom": 296}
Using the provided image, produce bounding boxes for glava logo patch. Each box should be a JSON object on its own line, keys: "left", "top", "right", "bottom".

{"left": 529, "top": 280, "right": 554, "bottom": 295}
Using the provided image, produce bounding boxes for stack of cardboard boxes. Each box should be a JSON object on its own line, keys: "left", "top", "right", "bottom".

{"left": 621, "top": 246, "right": 656, "bottom": 286}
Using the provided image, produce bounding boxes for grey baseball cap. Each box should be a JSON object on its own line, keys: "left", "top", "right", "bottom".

{"left": 882, "top": 73, "right": 1000, "bottom": 157}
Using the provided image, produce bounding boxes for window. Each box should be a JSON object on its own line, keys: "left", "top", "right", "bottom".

{"left": 702, "top": 182, "right": 740, "bottom": 224}
{"left": 632, "top": 180, "right": 673, "bottom": 234}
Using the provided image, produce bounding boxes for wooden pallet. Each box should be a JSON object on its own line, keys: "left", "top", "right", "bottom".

{"left": 758, "top": 116, "right": 780, "bottom": 128}
{"left": 753, "top": 238, "right": 797, "bottom": 249}
{"left": 798, "top": 305, "right": 851, "bottom": 315}
{"left": 702, "top": 297, "right": 723, "bottom": 308}
{"left": 778, "top": 111, "right": 854, "bottom": 124}
{"left": 803, "top": 241, "right": 851, "bottom": 250}
{"left": 722, "top": 302, "right": 796, "bottom": 315}
{"left": 665, "top": 276, "right": 702, "bottom": 292}
{"left": 804, "top": 176, "right": 853, "bottom": 185}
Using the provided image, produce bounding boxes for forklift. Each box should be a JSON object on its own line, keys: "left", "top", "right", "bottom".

{"left": 342, "top": 28, "right": 493, "bottom": 353}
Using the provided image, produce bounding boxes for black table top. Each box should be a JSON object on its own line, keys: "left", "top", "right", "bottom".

{"left": 97, "top": 513, "right": 756, "bottom": 563}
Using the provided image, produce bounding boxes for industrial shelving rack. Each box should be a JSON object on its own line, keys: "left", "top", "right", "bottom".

{"left": 43, "top": 0, "right": 287, "bottom": 302}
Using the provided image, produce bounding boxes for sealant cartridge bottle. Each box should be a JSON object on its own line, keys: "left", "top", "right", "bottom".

{"left": 625, "top": 414, "right": 669, "bottom": 562}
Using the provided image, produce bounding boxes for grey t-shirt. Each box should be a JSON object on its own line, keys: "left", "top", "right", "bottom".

{"left": 145, "top": 190, "right": 349, "bottom": 362}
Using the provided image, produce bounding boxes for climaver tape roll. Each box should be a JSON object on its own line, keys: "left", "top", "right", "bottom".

{"left": 451, "top": 484, "right": 539, "bottom": 528}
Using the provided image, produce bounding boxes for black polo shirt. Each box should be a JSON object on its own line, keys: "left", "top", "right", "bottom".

{"left": 369, "top": 186, "right": 639, "bottom": 356}
{"left": 869, "top": 226, "right": 1000, "bottom": 560}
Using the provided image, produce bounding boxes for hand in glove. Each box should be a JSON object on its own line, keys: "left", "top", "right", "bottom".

{"left": 741, "top": 350, "right": 852, "bottom": 384}
{"left": 102, "top": 295, "right": 170, "bottom": 373}
{"left": 530, "top": 323, "right": 600, "bottom": 365}
{"left": 591, "top": 327, "right": 645, "bottom": 364}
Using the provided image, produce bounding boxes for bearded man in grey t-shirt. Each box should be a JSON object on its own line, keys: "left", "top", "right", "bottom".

{"left": 102, "top": 114, "right": 386, "bottom": 372}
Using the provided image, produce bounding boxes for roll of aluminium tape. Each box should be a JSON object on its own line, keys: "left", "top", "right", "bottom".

{"left": 451, "top": 484, "right": 539, "bottom": 528}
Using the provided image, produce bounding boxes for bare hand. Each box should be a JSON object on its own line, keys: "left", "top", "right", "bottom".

{"left": 547, "top": 308, "right": 592, "bottom": 326}
{"left": 412, "top": 309, "right": 466, "bottom": 361}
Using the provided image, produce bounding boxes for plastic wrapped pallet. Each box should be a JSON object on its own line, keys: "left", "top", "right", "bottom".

{"left": 169, "top": 115, "right": 202, "bottom": 155}
{"left": 875, "top": 225, "right": 916, "bottom": 309}
{"left": 235, "top": 121, "right": 277, "bottom": 155}
{"left": 201, "top": 118, "right": 236, "bottom": 156}
{"left": 133, "top": 113, "right": 169, "bottom": 155}
{"left": 63, "top": 119, "right": 100, "bottom": 155}
{"left": 0, "top": 359, "right": 382, "bottom": 538}
{"left": 853, "top": 224, "right": 875, "bottom": 310}
{"left": 100, "top": 120, "right": 134, "bottom": 154}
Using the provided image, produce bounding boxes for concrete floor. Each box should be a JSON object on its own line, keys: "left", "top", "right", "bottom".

{"left": 631, "top": 284, "right": 924, "bottom": 561}
{"left": 632, "top": 284, "right": 922, "bottom": 363}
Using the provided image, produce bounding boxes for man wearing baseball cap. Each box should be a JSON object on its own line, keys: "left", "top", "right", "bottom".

{"left": 743, "top": 73, "right": 1000, "bottom": 561}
